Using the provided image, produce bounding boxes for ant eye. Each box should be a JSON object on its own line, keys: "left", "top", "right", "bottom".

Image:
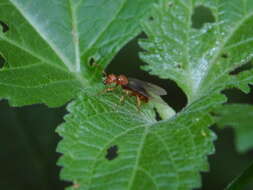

{"left": 117, "top": 75, "right": 128, "bottom": 85}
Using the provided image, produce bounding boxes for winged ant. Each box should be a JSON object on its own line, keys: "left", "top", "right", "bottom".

{"left": 103, "top": 73, "right": 167, "bottom": 108}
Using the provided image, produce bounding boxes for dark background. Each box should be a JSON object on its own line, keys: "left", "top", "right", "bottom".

{"left": 0, "top": 5, "right": 253, "bottom": 190}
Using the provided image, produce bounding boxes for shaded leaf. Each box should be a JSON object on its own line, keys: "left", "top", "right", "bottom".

{"left": 225, "top": 161, "right": 253, "bottom": 190}
{"left": 215, "top": 104, "right": 253, "bottom": 153}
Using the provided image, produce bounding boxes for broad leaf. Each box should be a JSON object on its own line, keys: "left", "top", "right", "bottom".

{"left": 140, "top": 0, "right": 253, "bottom": 103}
{"left": 56, "top": 0, "right": 253, "bottom": 189}
{"left": 135, "top": 0, "right": 253, "bottom": 188}
{"left": 215, "top": 104, "right": 253, "bottom": 153}
{"left": 57, "top": 91, "right": 225, "bottom": 190}
{"left": 2, "top": 0, "right": 253, "bottom": 189}
{"left": 0, "top": 0, "right": 155, "bottom": 106}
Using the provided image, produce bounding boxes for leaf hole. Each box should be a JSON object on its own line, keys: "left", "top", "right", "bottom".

{"left": 191, "top": 5, "right": 215, "bottom": 29}
{"left": 230, "top": 61, "right": 253, "bottom": 75}
{"left": 0, "top": 54, "right": 6, "bottom": 68}
{"left": 154, "top": 108, "right": 162, "bottom": 121}
{"left": 0, "top": 20, "right": 9, "bottom": 33}
{"left": 210, "top": 111, "right": 220, "bottom": 117}
{"left": 148, "top": 16, "right": 154, "bottom": 21}
{"left": 107, "top": 33, "right": 187, "bottom": 112}
{"left": 176, "top": 64, "right": 182, "bottom": 69}
{"left": 89, "top": 57, "right": 96, "bottom": 67}
{"left": 168, "top": 2, "right": 174, "bottom": 7}
{"left": 105, "top": 145, "right": 118, "bottom": 160}
{"left": 221, "top": 53, "right": 229, "bottom": 59}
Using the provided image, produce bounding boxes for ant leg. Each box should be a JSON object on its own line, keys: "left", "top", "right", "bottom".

{"left": 136, "top": 96, "right": 141, "bottom": 111}
{"left": 105, "top": 87, "right": 116, "bottom": 92}
{"left": 119, "top": 95, "right": 126, "bottom": 104}
{"left": 119, "top": 90, "right": 131, "bottom": 105}
{"left": 99, "top": 87, "right": 116, "bottom": 95}
{"left": 124, "top": 89, "right": 132, "bottom": 96}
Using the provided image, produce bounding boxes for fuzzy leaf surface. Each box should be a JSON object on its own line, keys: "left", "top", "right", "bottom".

{"left": 215, "top": 104, "right": 253, "bottom": 153}
{"left": 0, "top": 0, "right": 154, "bottom": 106}
{"left": 140, "top": 0, "right": 253, "bottom": 102}
{"left": 136, "top": 0, "right": 253, "bottom": 188}
{"left": 56, "top": 0, "right": 253, "bottom": 189}
{"left": 2, "top": 0, "right": 253, "bottom": 189}
{"left": 57, "top": 92, "right": 225, "bottom": 190}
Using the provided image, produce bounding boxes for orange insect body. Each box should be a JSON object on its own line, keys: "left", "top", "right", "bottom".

{"left": 103, "top": 73, "right": 167, "bottom": 107}
{"left": 104, "top": 74, "right": 128, "bottom": 86}
{"left": 103, "top": 74, "right": 149, "bottom": 106}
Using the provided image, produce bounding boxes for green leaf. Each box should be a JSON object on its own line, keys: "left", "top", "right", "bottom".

{"left": 0, "top": 0, "right": 155, "bottom": 106}
{"left": 140, "top": 0, "right": 253, "bottom": 103}
{"left": 135, "top": 0, "right": 253, "bottom": 188}
{"left": 215, "top": 104, "right": 253, "bottom": 153}
{"left": 2, "top": 0, "right": 253, "bottom": 189}
{"left": 55, "top": 0, "right": 253, "bottom": 189}
{"left": 57, "top": 91, "right": 226, "bottom": 190}
{"left": 225, "top": 161, "right": 253, "bottom": 190}
{"left": 228, "top": 68, "right": 253, "bottom": 93}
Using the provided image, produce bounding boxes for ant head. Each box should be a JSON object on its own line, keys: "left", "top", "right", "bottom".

{"left": 117, "top": 75, "right": 128, "bottom": 85}
{"left": 104, "top": 74, "right": 117, "bottom": 85}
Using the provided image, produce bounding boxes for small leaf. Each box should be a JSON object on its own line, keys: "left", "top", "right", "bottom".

{"left": 215, "top": 104, "right": 253, "bottom": 153}
{"left": 228, "top": 69, "right": 253, "bottom": 93}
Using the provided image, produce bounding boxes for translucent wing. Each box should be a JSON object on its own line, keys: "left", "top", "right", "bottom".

{"left": 127, "top": 78, "right": 167, "bottom": 96}
{"left": 124, "top": 78, "right": 150, "bottom": 97}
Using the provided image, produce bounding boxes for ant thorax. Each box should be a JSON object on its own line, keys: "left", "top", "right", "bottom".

{"left": 117, "top": 75, "right": 128, "bottom": 85}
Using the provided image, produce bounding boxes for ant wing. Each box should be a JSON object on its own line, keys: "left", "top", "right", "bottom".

{"left": 125, "top": 78, "right": 150, "bottom": 98}
{"left": 128, "top": 78, "right": 167, "bottom": 96}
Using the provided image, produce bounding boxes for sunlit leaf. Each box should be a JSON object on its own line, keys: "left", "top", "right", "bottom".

{"left": 57, "top": 92, "right": 225, "bottom": 190}
{"left": 0, "top": 0, "right": 154, "bottom": 106}
{"left": 1, "top": 0, "right": 253, "bottom": 189}
{"left": 140, "top": 0, "right": 253, "bottom": 103}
